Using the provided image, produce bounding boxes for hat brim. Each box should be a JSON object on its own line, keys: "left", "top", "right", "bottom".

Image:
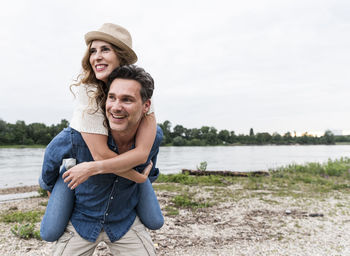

{"left": 85, "top": 31, "right": 138, "bottom": 64}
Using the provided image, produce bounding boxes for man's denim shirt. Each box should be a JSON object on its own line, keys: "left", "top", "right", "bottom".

{"left": 39, "top": 126, "right": 163, "bottom": 242}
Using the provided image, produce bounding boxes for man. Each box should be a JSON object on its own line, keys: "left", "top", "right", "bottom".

{"left": 39, "top": 65, "right": 162, "bottom": 255}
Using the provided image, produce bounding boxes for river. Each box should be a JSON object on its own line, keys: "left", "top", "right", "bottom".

{"left": 1, "top": 145, "right": 350, "bottom": 188}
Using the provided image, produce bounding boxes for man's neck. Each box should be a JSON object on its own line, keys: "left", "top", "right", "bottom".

{"left": 110, "top": 128, "right": 137, "bottom": 154}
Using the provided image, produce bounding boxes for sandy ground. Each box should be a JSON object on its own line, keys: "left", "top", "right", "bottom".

{"left": 0, "top": 184, "right": 350, "bottom": 256}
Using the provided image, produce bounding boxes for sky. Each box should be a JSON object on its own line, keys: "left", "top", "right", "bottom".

{"left": 0, "top": 0, "right": 349, "bottom": 135}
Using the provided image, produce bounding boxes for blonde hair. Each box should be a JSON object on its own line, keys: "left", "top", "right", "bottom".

{"left": 70, "top": 41, "right": 132, "bottom": 113}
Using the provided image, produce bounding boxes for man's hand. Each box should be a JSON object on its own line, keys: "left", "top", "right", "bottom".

{"left": 62, "top": 162, "right": 94, "bottom": 190}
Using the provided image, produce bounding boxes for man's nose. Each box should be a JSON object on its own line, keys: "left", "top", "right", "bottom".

{"left": 111, "top": 100, "right": 123, "bottom": 111}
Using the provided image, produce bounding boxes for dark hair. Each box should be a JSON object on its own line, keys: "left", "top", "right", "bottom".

{"left": 100, "top": 65, "right": 154, "bottom": 128}
{"left": 106, "top": 65, "right": 154, "bottom": 102}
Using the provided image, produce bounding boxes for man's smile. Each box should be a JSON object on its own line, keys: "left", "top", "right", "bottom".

{"left": 110, "top": 112, "right": 128, "bottom": 120}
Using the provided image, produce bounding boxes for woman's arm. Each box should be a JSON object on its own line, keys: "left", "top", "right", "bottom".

{"left": 94, "top": 113, "right": 157, "bottom": 173}
{"left": 63, "top": 113, "right": 157, "bottom": 188}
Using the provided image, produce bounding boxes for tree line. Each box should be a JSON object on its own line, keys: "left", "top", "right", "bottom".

{"left": 158, "top": 120, "right": 341, "bottom": 146}
{"left": 0, "top": 119, "right": 69, "bottom": 146}
{"left": 1, "top": 119, "right": 349, "bottom": 146}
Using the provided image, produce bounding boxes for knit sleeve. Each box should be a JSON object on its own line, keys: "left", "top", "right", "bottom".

{"left": 70, "top": 85, "right": 108, "bottom": 136}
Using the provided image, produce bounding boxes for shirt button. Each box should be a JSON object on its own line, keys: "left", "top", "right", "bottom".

{"left": 115, "top": 180, "right": 118, "bottom": 183}
{"left": 106, "top": 213, "right": 108, "bottom": 216}
{"left": 111, "top": 196, "right": 114, "bottom": 200}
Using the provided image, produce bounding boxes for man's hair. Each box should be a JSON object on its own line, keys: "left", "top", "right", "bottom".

{"left": 106, "top": 65, "right": 154, "bottom": 102}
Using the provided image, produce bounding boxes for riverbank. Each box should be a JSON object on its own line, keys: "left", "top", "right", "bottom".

{"left": 0, "top": 159, "right": 350, "bottom": 255}
{"left": 2, "top": 142, "right": 350, "bottom": 148}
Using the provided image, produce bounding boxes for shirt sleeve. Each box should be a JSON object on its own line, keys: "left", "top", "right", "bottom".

{"left": 134, "top": 126, "right": 163, "bottom": 183}
{"left": 70, "top": 84, "right": 108, "bottom": 136}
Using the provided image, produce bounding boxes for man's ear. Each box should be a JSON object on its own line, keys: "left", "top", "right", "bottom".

{"left": 142, "top": 99, "right": 151, "bottom": 114}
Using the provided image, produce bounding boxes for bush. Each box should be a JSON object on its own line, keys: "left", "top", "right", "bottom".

{"left": 11, "top": 223, "right": 41, "bottom": 240}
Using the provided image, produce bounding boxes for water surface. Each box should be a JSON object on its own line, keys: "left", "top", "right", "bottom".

{"left": 1, "top": 145, "right": 350, "bottom": 188}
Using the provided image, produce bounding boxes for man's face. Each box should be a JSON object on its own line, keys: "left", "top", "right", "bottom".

{"left": 106, "top": 78, "right": 150, "bottom": 134}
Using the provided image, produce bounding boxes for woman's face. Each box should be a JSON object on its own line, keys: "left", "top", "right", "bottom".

{"left": 89, "top": 40, "right": 120, "bottom": 83}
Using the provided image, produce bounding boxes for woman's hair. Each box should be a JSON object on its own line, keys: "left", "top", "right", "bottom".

{"left": 70, "top": 41, "right": 132, "bottom": 113}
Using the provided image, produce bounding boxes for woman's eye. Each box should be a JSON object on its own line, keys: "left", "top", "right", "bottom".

{"left": 89, "top": 48, "right": 96, "bottom": 54}
{"left": 102, "top": 47, "right": 110, "bottom": 52}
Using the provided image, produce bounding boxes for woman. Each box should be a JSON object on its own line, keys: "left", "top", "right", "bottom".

{"left": 40, "top": 23, "right": 163, "bottom": 242}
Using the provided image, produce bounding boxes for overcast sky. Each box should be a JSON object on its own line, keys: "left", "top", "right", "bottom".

{"left": 0, "top": 0, "right": 349, "bottom": 134}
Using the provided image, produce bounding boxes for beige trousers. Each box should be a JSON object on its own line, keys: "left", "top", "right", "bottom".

{"left": 52, "top": 217, "right": 155, "bottom": 256}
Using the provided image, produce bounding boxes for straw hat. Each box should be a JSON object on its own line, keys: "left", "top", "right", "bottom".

{"left": 85, "top": 23, "right": 138, "bottom": 64}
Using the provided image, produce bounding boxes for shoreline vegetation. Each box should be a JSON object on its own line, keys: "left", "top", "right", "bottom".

{"left": 0, "top": 158, "right": 350, "bottom": 255}
{"left": 2, "top": 119, "right": 350, "bottom": 147}
{"left": 2, "top": 142, "right": 350, "bottom": 149}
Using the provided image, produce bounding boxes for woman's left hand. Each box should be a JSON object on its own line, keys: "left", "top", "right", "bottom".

{"left": 63, "top": 162, "right": 94, "bottom": 189}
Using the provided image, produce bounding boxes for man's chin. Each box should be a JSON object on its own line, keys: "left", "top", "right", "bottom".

{"left": 109, "top": 123, "right": 127, "bottom": 132}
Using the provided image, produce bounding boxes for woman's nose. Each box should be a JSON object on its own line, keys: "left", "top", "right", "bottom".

{"left": 92, "top": 50, "right": 103, "bottom": 61}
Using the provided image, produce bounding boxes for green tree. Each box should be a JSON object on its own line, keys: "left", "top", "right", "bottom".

{"left": 159, "top": 120, "right": 172, "bottom": 145}
{"left": 323, "top": 130, "right": 335, "bottom": 144}
{"left": 218, "top": 129, "right": 230, "bottom": 144}
{"left": 172, "top": 136, "right": 187, "bottom": 146}
{"left": 256, "top": 132, "right": 272, "bottom": 144}
{"left": 173, "top": 125, "right": 186, "bottom": 138}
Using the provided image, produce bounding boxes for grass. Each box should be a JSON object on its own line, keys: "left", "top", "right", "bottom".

{"left": 0, "top": 210, "right": 44, "bottom": 241}
{"left": 153, "top": 183, "right": 183, "bottom": 193}
{"left": 37, "top": 188, "right": 49, "bottom": 197}
{"left": 155, "top": 158, "right": 350, "bottom": 203}
{"left": 0, "top": 210, "right": 44, "bottom": 223}
{"left": 156, "top": 173, "right": 232, "bottom": 186}
{"left": 172, "top": 194, "right": 213, "bottom": 209}
{"left": 0, "top": 145, "right": 45, "bottom": 148}
{"left": 11, "top": 223, "right": 41, "bottom": 240}
{"left": 164, "top": 206, "right": 179, "bottom": 216}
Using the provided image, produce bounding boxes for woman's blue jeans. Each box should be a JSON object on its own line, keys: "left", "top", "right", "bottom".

{"left": 40, "top": 166, "right": 164, "bottom": 242}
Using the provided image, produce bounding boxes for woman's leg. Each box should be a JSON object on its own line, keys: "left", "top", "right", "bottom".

{"left": 136, "top": 179, "right": 164, "bottom": 230}
{"left": 40, "top": 162, "right": 75, "bottom": 242}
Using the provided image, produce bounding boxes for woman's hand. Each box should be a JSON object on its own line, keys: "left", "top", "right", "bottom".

{"left": 142, "top": 161, "right": 153, "bottom": 178}
{"left": 62, "top": 162, "right": 95, "bottom": 190}
{"left": 117, "top": 161, "right": 153, "bottom": 184}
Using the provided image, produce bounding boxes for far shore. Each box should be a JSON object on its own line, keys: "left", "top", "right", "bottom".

{"left": 1, "top": 142, "right": 350, "bottom": 149}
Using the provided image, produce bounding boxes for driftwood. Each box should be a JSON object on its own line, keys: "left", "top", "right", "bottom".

{"left": 181, "top": 169, "right": 269, "bottom": 177}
